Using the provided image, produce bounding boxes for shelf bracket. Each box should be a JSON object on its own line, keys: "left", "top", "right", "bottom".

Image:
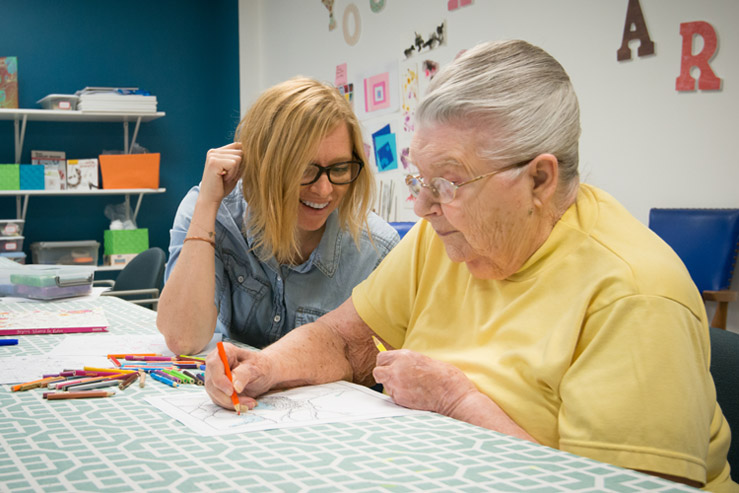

{"left": 13, "top": 114, "right": 28, "bottom": 164}
{"left": 122, "top": 116, "right": 143, "bottom": 154}
{"left": 123, "top": 193, "right": 145, "bottom": 223}
{"left": 15, "top": 194, "right": 29, "bottom": 220}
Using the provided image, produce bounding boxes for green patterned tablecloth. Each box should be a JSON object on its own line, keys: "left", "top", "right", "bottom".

{"left": 0, "top": 297, "right": 695, "bottom": 492}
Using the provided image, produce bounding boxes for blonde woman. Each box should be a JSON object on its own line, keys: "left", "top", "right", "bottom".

{"left": 157, "top": 77, "right": 399, "bottom": 355}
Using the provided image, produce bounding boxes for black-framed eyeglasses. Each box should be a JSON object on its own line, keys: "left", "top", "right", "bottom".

{"left": 405, "top": 159, "right": 532, "bottom": 204}
{"left": 300, "top": 157, "right": 364, "bottom": 186}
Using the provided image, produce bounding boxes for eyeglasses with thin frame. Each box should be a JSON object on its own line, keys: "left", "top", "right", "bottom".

{"left": 405, "top": 159, "right": 532, "bottom": 204}
{"left": 301, "top": 157, "right": 364, "bottom": 186}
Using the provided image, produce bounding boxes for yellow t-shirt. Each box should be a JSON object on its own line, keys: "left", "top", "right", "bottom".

{"left": 353, "top": 183, "right": 736, "bottom": 491}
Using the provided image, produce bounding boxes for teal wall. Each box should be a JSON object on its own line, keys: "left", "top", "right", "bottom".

{"left": 0, "top": 0, "right": 241, "bottom": 271}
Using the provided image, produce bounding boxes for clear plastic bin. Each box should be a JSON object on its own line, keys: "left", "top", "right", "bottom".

{"left": 0, "top": 236, "right": 24, "bottom": 252}
{"left": 31, "top": 240, "right": 100, "bottom": 265}
{"left": 0, "top": 264, "right": 94, "bottom": 300}
{"left": 0, "top": 219, "right": 24, "bottom": 236}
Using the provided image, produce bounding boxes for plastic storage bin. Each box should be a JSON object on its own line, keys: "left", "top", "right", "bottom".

{"left": 0, "top": 219, "right": 24, "bottom": 236}
{"left": 0, "top": 235, "right": 24, "bottom": 252}
{"left": 0, "top": 263, "right": 94, "bottom": 300}
{"left": 36, "top": 94, "right": 79, "bottom": 110}
{"left": 0, "top": 251, "right": 26, "bottom": 264}
{"left": 31, "top": 240, "right": 100, "bottom": 266}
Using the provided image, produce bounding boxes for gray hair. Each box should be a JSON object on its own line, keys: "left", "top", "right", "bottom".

{"left": 416, "top": 40, "right": 581, "bottom": 186}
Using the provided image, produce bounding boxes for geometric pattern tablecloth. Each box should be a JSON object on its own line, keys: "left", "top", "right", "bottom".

{"left": 0, "top": 297, "right": 696, "bottom": 492}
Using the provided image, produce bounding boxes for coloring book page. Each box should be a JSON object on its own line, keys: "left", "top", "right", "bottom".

{"left": 146, "top": 380, "right": 427, "bottom": 436}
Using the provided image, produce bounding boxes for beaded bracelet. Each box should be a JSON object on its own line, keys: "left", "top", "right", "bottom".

{"left": 183, "top": 236, "right": 216, "bottom": 247}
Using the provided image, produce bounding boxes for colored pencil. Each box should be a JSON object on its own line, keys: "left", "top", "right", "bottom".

{"left": 372, "top": 335, "right": 387, "bottom": 352}
{"left": 69, "top": 379, "right": 120, "bottom": 391}
{"left": 150, "top": 372, "right": 178, "bottom": 387}
{"left": 216, "top": 341, "right": 245, "bottom": 415}
{"left": 0, "top": 339, "right": 19, "bottom": 346}
{"left": 46, "top": 391, "right": 115, "bottom": 400}
{"left": 118, "top": 373, "right": 139, "bottom": 390}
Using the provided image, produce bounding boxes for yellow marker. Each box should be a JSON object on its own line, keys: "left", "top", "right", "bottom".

{"left": 372, "top": 335, "right": 387, "bottom": 352}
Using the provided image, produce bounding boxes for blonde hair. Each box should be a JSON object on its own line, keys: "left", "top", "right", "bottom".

{"left": 235, "top": 77, "right": 374, "bottom": 264}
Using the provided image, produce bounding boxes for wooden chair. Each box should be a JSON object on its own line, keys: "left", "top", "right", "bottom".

{"left": 649, "top": 209, "right": 739, "bottom": 330}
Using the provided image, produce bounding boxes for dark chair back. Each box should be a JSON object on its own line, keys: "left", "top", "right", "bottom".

{"left": 710, "top": 326, "right": 739, "bottom": 480}
{"left": 111, "top": 247, "right": 166, "bottom": 294}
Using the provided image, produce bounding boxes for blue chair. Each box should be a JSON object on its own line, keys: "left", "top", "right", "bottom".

{"left": 389, "top": 221, "right": 416, "bottom": 239}
{"left": 709, "top": 326, "right": 739, "bottom": 480}
{"left": 648, "top": 208, "right": 739, "bottom": 330}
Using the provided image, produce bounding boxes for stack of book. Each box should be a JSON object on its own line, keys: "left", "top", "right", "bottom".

{"left": 75, "top": 87, "right": 157, "bottom": 112}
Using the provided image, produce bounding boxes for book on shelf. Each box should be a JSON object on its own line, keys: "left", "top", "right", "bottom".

{"left": 75, "top": 86, "right": 157, "bottom": 112}
{"left": 0, "top": 56, "right": 18, "bottom": 109}
{"left": 66, "top": 158, "right": 99, "bottom": 190}
{"left": 31, "top": 150, "right": 66, "bottom": 190}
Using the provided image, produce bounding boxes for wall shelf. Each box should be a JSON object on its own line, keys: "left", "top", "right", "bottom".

{"left": 0, "top": 108, "right": 166, "bottom": 161}
{"left": 0, "top": 188, "right": 166, "bottom": 221}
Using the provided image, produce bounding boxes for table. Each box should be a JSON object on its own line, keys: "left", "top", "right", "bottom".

{"left": 0, "top": 297, "right": 696, "bottom": 492}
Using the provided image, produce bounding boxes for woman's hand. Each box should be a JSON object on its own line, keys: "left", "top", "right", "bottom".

{"left": 205, "top": 342, "right": 275, "bottom": 411}
{"left": 198, "top": 142, "right": 244, "bottom": 207}
{"left": 372, "top": 349, "right": 477, "bottom": 415}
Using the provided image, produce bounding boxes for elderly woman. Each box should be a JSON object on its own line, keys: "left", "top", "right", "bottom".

{"left": 157, "top": 77, "right": 399, "bottom": 355}
{"left": 205, "top": 42, "right": 736, "bottom": 491}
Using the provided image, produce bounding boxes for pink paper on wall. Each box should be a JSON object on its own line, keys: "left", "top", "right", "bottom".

{"left": 335, "top": 63, "right": 348, "bottom": 86}
{"left": 364, "top": 72, "right": 391, "bottom": 113}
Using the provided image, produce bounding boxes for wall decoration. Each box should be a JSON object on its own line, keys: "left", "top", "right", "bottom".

{"left": 403, "top": 22, "right": 445, "bottom": 59}
{"left": 401, "top": 62, "right": 419, "bottom": 134}
{"left": 617, "top": 0, "right": 654, "bottom": 61}
{"left": 322, "top": 0, "right": 337, "bottom": 31}
{"left": 675, "top": 21, "right": 721, "bottom": 91}
{"left": 364, "top": 72, "right": 391, "bottom": 112}
{"left": 338, "top": 83, "right": 354, "bottom": 108}
{"left": 335, "top": 63, "right": 347, "bottom": 86}
{"left": 372, "top": 126, "right": 398, "bottom": 173}
{"left": 369, "top": 0, "right": 385, "bottom": 13}
{"left": 342, "top": 3, "right": 361, "bottom": 46}
{"left": 448, "top": 0, "right": 472, "bottom": 11}
{"left": 356, "top": 62, "right": 399, "bottom": 120}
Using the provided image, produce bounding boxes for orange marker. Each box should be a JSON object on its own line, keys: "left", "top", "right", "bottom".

{"left": 216, "top": 341, "right": 245, "bottom": 415}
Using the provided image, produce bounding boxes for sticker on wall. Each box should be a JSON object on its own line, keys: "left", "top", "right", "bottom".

{"left": 369, "top": 0, "right": 385, "bottom": 13}
{"left": 338, "top": 83, "right": 354, "bottom": 108}
{"left": 448, "top": 0, "right": 472, "bottom": 11}
{"left": 335, "top": 63, "right": 348, "bottom": 86}
{"left": 343, "top": 3, "right": 361, "bottom": 46}
{"left": 322, "top": 0, "right": 337, "bottom": 31}
{"left": 675, "top": 21, "right": 721, "bottom": 91}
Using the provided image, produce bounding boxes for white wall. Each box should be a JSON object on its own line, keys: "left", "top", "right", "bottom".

{"left": 238, "top": 0, "right": 739, "bottom": 331}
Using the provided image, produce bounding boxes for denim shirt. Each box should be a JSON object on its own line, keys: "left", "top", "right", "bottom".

{"left": 164, "top": 182, "right": 399, "bottom": 348}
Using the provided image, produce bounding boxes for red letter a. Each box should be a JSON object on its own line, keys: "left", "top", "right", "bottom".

{"left": 617, "top": 0, "right": 655, "bottom": 61}
{"left": 676, "top": 21, "right": 722, "bottom": 91}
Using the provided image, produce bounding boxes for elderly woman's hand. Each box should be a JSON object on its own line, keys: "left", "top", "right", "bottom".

{"left": 372, "top": 349, "right": 479, "bottom": 415}
{"left": 204, "top": 342, "right": 275, "bottom": 411}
